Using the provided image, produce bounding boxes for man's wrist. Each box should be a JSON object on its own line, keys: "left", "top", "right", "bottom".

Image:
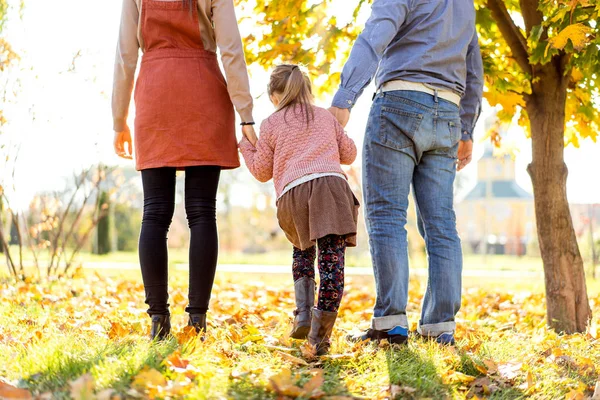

{"left": 332, "top": 88, "right": 357, "bottom": 109}
{"left": 461, "top": 131, "right": 473, "bottom": 142}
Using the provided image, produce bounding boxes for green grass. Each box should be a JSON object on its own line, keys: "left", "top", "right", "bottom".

{"left": 4, "top": 245, "right": 547, "bottom": 271}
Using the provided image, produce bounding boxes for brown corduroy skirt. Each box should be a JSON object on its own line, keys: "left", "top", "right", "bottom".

{"left": 276, "top": 176, "right": 360, "bottom": 250}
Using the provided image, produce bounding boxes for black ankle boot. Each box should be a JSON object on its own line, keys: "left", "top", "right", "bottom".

{"left": 150, "top": 315, "right": 171, "bottom": 341}
{"left": 188, "top": 314, "right": 207, "bottom": 336}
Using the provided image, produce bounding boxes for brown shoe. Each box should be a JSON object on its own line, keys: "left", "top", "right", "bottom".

{"left": 308, "top": 308, "right": 338, "bottom": 356}
{"left": 290, "top": 277, "right": 315, "bottom": 339}
{"left": 150, "top": 315, "right": 171, "bottom": 341}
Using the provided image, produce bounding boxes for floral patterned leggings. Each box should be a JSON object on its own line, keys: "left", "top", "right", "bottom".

{"left": 292, "top": 235, "right": 346, "bottom": 313}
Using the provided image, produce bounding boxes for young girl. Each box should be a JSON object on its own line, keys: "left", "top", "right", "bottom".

{"left": 239, "top": 64, "right": 359, "bottom": 355}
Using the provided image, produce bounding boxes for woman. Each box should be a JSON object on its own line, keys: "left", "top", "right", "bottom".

{"left": 111, "top": 0, "right": 257, "bottom": 340}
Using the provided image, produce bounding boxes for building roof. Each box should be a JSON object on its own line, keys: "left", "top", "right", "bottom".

{"left": 463, "top": 180, "right": 533, "bottom": 201}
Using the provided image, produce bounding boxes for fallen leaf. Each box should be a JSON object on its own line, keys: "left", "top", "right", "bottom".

{"left": 302, "top": 369, "right": 325, "bottom": 394}
{"left": 391, "top": 384, "right": 417, "bottom": 397}
{"left": 475, "top": 363, "right": 488, "bottom": 375}
{"left": 108, "top": 321, "right": 129, "bottom": 339}
{"left": 276, "top": 350, "right": 309, "bottom": 366}
{"left": 96, "top": 389, "right": 118, "bottom": 400}
{"left": 497, "top": 362, "right": 522, "bottom": 381}
{"left": 565, "top": 389, "right": 585, "bottom": 400}
{"left": 165, "top": 350, "right": 190, "bottom": 370}
{"left": 132, "top": 367, "right": 167, "bottom": 390}
{"left": 444, "top": 371, "right": 476, "bottom": 384}
{"left": 69, "top": 373, "right": 94, "bottom": 400}
{"left": 483, "top": 359, "right": 498, "bottom": 374}
{"left": 526, "top": 370, "right": 534, "bottom": 389}
{"left": 175, "top": 326, "right": 197, "bottom": 345}
{"left": 301, "top": 342, "right": 318, "bottom": 360}
{"left": 268, "top": 368, "right": 303, "bottom": 397}
{"left": 591, "top": 380, "right": 600, "bottom": 400}
{"left": 0, "top": 382, "right": 33, "bottom": 399}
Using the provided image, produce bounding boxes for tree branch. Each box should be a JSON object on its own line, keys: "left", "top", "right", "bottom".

{"left": 0, "top": 225, "right": 17, "bottom": 278}
{"left": 487, "top": 0, "right": 533, "bottom": 76}
{"left": 519, "top": 0, "right": 543, "bottom": 36}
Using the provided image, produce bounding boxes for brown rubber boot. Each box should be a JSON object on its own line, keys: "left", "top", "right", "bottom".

{"left": 150, "top": 315, "right": 171, "bottom": 341}
{"left": 290, "top": 277, "right": 316, "bottom": 339}
{"left": 308, "top": 308, "right": 338, "bottom": 356}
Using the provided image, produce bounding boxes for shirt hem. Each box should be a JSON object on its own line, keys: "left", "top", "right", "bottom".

{"left": 136, "top": 160, "right": 240, "bottom": 171}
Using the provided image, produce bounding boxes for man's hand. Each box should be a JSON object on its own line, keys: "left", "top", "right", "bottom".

{"left": 328, "top": 107, "right": 351, "bottom": 128}
{"left": 114, "top": 126, "right": 133, "bottom": 160}
{"left": 242, "top": 124, "right": 258, "bottom": 146}
{"left": 457, "top": 139, "right": 473, "bottom": 171}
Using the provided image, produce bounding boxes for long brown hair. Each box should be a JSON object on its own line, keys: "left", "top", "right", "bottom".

{"left": 267, "top": 64, "right": 314, "bottom": 126}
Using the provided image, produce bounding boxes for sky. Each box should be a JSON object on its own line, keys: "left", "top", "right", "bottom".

{"left": 2, "top": 0, "right": 600, "bottom": 210}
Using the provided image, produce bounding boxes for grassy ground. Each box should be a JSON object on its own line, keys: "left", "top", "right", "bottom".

{"left": 86, "top": 250, "right": 546, "bottom": 271}
{"left": 6, "top": 245, "right": 546, "bottom": 271}
{"left": 1, "top": 270, "right": 599, "bottom": 399}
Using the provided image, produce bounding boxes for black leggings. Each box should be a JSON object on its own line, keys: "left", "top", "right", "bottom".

{"left": 139, "top": 166, "right": 220, "bottom": 316}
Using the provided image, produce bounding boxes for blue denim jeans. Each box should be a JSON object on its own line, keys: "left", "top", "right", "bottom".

{"left": 363, "top": 90, "right": 463, "bottom": 336}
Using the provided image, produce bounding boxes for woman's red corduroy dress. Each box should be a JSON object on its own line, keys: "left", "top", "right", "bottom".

{"left": 133, "top": 0, "right": 239, "bottom": 171}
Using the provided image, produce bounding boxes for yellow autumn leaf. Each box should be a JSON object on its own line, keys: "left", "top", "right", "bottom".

{"left": 571, "top": 68, "right": 584, "bottom": 82}
{"left": 483, "top": 90, "right": 525, "bottom": 116}
{"left": 301, "top": 369, "right": 325, "bottom": 395}
{"left": 268, "top": 368, "right": 304, "bottom": 397}
{"left": 164, "top": 350, "right": 189, "bottom": 370}
{"left": 483, "top": 359, "right": 499, "bottom": 374}
{"left": 276, "top": 350, "right": 309, "bottom": 366}
{"left": 565, "top": 389, "right": 585, "bottom": 400}
{"left": 443, "top": 371, "right": 476, "bottom": 384}
{"left": 548, "top": 23, "right": 593, "bottom": 51}
{"left": 132, "top": 367, "right": 167, "bottom": 390}
{"left": 175, "top": 325, "right": 198, "bottom": 345}
{"left": 107, "top": 321, "right": 129, "bottom": 339}
{"left": 526, "top": 370, "right": 534, "bottom": 390}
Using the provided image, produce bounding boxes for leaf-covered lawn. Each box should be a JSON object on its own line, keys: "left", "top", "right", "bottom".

{"left": 0, "top": 271, "right": 599, "bottom": 399}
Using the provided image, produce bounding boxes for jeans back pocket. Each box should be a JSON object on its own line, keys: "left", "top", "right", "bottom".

{"left": 378, "top": 106, "right": 424, "bottom": 151}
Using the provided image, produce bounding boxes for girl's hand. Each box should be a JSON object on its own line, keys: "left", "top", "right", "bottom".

{"left": 242, "top": 124, "right": 258, "bottom": 146}
{"left": 114, "top": 126, "right": 133, "bottom": 159}
{"left": 328, "top": 106, "right": 351, "bottom": 128}
{"left": 457, "top": 139, "right": 473, "bottom": 171}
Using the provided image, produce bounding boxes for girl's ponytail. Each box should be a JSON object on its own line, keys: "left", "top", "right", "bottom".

{"left": 268, "top": 65, "right": 314, "bottom": 126}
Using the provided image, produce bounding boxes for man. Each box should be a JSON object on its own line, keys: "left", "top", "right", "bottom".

{"left": 329, "top": 0, "right": 484, "bottom": 345}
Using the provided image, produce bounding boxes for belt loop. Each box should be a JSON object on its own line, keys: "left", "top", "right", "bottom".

{"left": 433, "top": 88, "right": 439, "bottom": 103}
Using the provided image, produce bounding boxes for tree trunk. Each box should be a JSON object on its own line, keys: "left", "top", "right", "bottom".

{"left": 526, "top": 60, "right": 591, "bottom": 333}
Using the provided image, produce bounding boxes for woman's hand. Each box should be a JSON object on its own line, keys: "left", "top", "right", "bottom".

{"left": 114, "top": 126, "right": 133, "bottom": 159}
{"left": 242, "top": 124, "right": 258, "bottom": 146}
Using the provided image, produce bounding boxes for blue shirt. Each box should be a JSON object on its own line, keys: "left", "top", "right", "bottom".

{"left": 332, "top": 0, "right": 484, "bottom": 140}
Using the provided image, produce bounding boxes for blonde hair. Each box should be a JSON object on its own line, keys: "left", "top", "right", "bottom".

{"left": 267, "top": 64, "right": 314, "bottom": 126}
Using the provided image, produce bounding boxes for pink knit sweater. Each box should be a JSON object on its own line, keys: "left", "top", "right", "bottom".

{"left": 239, "top": 106, "right": 357, "bottom": 198}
